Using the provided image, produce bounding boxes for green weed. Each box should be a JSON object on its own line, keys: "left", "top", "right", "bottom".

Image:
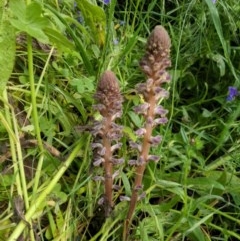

{"left": 0, "top": 0, "right": 240, "bottom": 240}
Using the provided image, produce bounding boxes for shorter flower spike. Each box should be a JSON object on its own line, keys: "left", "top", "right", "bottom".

{"left": 91, "top": 70, "right": 123, "bottom": 217}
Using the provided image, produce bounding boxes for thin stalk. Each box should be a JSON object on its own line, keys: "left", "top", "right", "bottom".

{"left": 11, "top": 102, "right": 35, "bottom": 241}
{"left": 2, "top": 91, "right": 22, "bottom": 196}
{"left": 2, "top": 92, "right": 35, "bottom": 241}
{"left": 26, "top": 35, "right": 44, "bottom": 195}
{"left": 102, "top": 118, "right": 114, "bottom": 215}
{"left": 7, "top": 140, "right": 82, "bottom": 241}
{"left": 124, "top": 94, "right": 156, "bottom": 240}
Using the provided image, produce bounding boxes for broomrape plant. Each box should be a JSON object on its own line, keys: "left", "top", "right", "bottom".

{"left": 124, "top": 25, "right": 171, "bottom": 239}
{"left": 91, "top": 70, "right": 123, "bottom": 217}
{"left": 91, "top": 25, "right": 171, "bottom": 239}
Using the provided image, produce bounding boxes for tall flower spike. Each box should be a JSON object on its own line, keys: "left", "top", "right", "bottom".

{"left": 92, "top": 70, "right": 123, "bottom": 217}
{"left": 124, "top": 26, "right": 171, "bottom": 239}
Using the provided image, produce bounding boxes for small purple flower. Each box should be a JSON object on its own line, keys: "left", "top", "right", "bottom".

{"left": 227, "top": 86, "right": 239, "bottom": 101}
{"left": 154, "top": 105, "right": 168, "bottom": 116}
{"left": 147, "top": 155, "right": 160, "bottom": 162}
{"left": 212, "top": 0, "right": 216, "bottom": 3}
{"left": 149, "top": 135, "right": 162, "bottom": 146}
{"left": 133, "top": 103, "right": 149, "bottom": 114}
{"left": 93, "top": 176, "right": 105, "bottom": 181}
{"left": 153, "top": 117, "right": 168, "bottom": 125}
{"left": 129, "top": 141, "right": 142, "bottom": 152}
{"left": 112, "top": 158, "right": 124, "bottom": 165}
{"left": 111, "top": 143, "right": 122, "bottom": 152}
{"left": 103, "top": 0, "right": 110, "bottom": 4}
{"left": 93, "top": 157, "right": 105, "bottom": 166}
{"left": 135, "top": 128, "right": 146, "bottom": 137}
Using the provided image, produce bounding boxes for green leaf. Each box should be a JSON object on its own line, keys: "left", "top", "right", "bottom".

{"left": 70, "top": 76, "right": 95, "bottom": 94}
{"left": 9, "top": 0, "right": 49, "bottom": 43}
{"left": 121, "top": 172, "right": 132, "bottom": 196}
{"left": 187, "top": 177, "right": 225, "bottom": 191}
{"left": 128, "top": 111, "right": 142, "bottom": 128}
{"left": 75, "top": 0, "right": 106, "bottom": 46}
{"left": 186, "top": 215, "right": 213, "bottom": 241}
{"left": 25, "top": 2, "right": 48, "bottom": 28}
{"left": 210, "top": 53, "right": 225, "bottom": 77}
{"left": 123, "top": 126, "right": 137, "bottom": 142}
{"left": 44, "top": 27, "right": 75, "bottom": 51}
{"left": 0, "top": 5, "right": 16, "bottom": 94}
{"left": 0, "top": 174, "right": 16, "bottom": 187}
{"left": 44, "top": 4, "right": 94, "bottom": 75}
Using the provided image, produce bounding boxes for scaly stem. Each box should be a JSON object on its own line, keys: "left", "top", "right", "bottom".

{"left": 103, "top": 117, "right": 113, "bottom": 216}
{"left": 124, "top": 94, "right": 156, "bottom": 240}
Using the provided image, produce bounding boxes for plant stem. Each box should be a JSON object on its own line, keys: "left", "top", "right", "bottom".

{"left": 103, "top": 118, "right": 113, "bottom": 216}
{"left": 7, "top": 140, "right": 82, "bottom": 241}
{"left": 124, "top": 94, "right": 156, "bottom": 240}
{"left": 26, "top": 35, "right": 44, "bottom": 196}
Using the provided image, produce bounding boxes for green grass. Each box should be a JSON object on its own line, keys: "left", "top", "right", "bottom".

{"left": 0, "top": 0, "right": 240, "bottom": 240}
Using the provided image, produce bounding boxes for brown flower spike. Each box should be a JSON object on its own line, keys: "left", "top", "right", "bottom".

{"left": 92, "top": 71, "right": 123, "bottom": 217}
{"left": 124, "top": 26, "right": 171, "bottom": 240}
